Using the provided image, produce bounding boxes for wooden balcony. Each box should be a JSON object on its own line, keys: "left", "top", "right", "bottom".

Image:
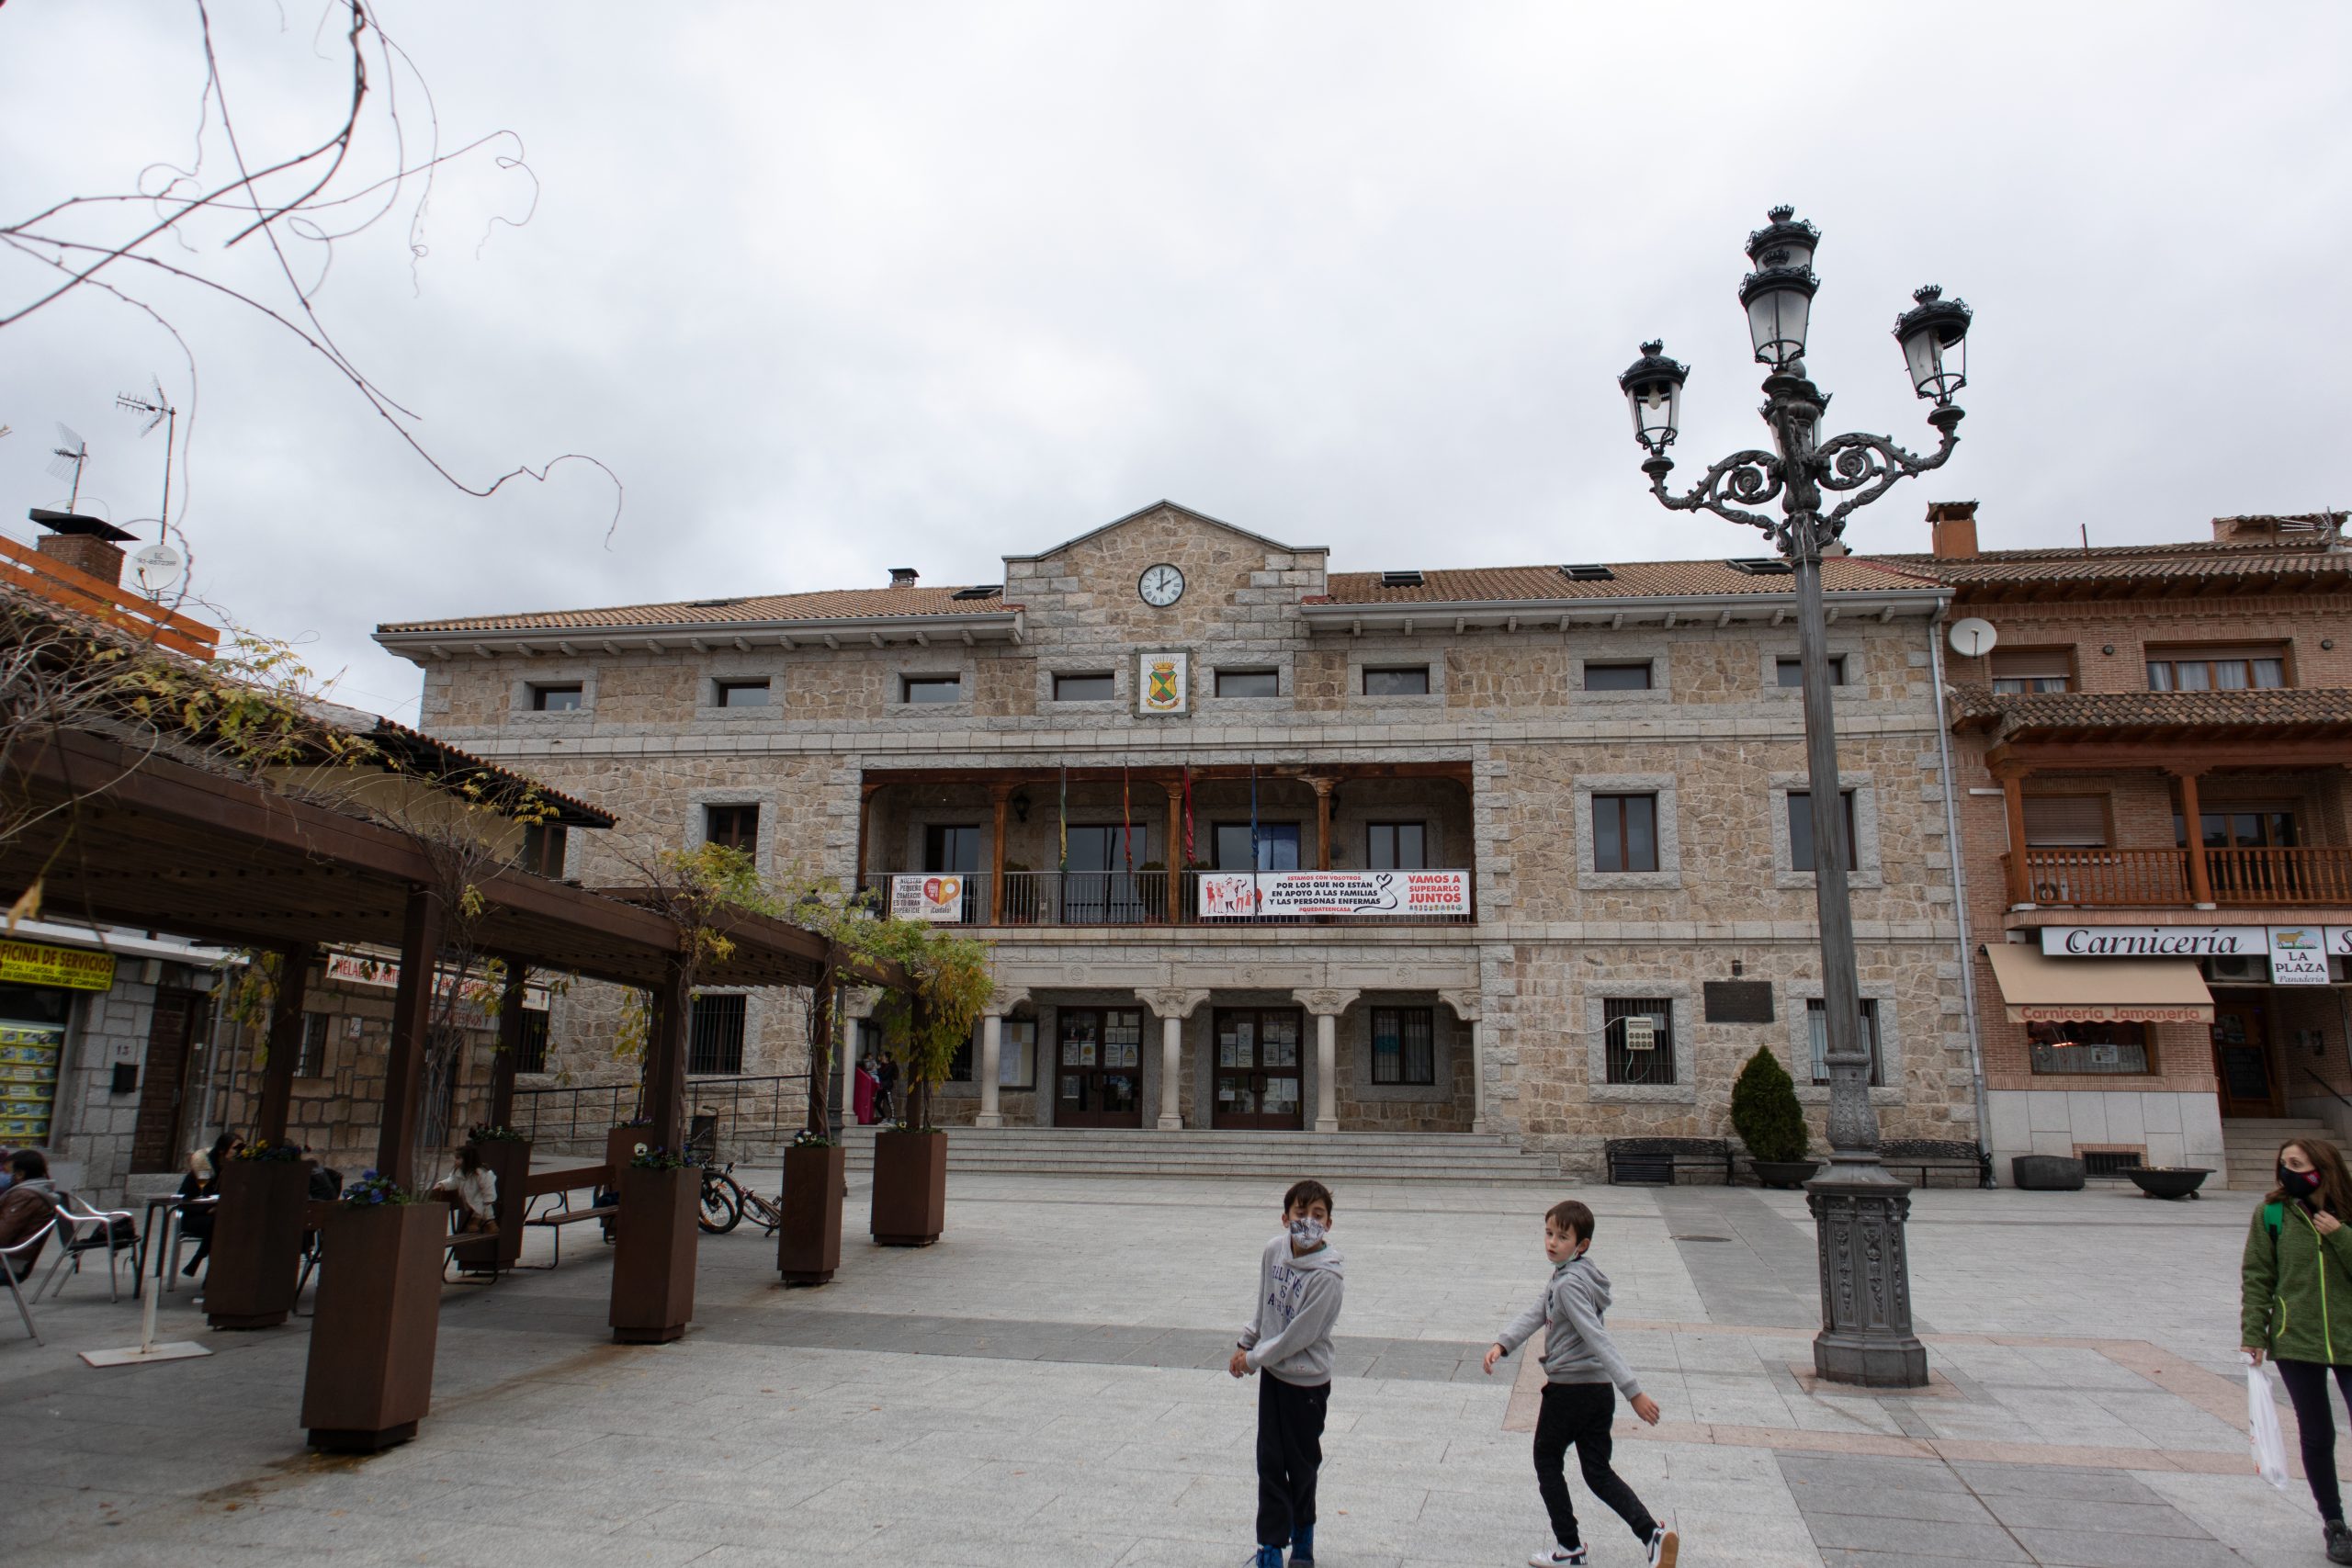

{"left": 2005, "top": 846, "right": 2352, "bottom": 908}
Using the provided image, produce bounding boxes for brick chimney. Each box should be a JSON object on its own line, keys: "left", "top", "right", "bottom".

{"left": 1928, "top": 500, "right": 1979, "bottom": 559}
{"left": 28, "top": 509, "right": 133, "bottom": 586}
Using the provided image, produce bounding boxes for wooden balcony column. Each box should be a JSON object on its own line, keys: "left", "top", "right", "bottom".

{"left": 2174, "top": 767, "right": 2216, "bottom": 909}
{"left": 854, "top": 781, "right": 884, "bottom": 891}
{"left": 989, "top": 780, "right": 1014, "bottom": 924}
{"left": 489, "top": 956, "right": 529, "bottom": 1131}
{"left": 1164, "top": 782, "right": 1184, "bottom": 924}
{"left": 1998, "top": 766, "right": 2031, "bottom": 907}
{"left": 1311, "top": 776, "right": 1336, "bottom": 871}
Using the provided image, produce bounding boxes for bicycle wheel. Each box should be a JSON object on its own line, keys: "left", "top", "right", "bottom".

{"left": 697, "top": 1176, "right": 742, "bottom": 1235}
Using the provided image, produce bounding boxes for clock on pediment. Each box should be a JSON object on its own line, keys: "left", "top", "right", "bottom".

{"left": 1138, "top": 563, "right": 1184, "bottom": 607}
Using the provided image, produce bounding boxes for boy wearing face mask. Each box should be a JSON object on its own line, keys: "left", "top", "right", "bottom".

{"left": 1484, "top": 1200, "right": 1677, "bottom": 1568}
{"left": 1230, "top": 1179, "right": 1345, "bottom": 1568}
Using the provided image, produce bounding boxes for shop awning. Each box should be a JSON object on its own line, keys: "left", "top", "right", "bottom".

{"left": 1982, "top": 942, "right": 2214, "bottom": 1025}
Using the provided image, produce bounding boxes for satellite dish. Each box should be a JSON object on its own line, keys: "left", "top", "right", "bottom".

{"left": 1949, "top": 617, "right": 1998, "bottom": 659}
{"left": 132, "top": 543, "right": 185, "bottom": 596}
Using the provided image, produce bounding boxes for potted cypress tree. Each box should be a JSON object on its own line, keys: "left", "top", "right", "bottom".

{"left": 1731, "top": 1046, "right": 1820, "bottom": 1188}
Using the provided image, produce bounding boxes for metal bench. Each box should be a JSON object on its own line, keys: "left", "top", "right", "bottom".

{"left": 1604, "top": 1137, "right": 1733, "bottom": 1185}
{"left": 521, "top": 1164, "right": 618, "bottom": 1267}
{"left": 1878, "top": 1138, "right": 1993, "bottom": 1190}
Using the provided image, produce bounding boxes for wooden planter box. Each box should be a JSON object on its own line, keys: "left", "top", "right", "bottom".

{"left": 607, "top": 1124, "right": 654, "bottom": 1174}
{"left": 609, "top": 1165, "right": 697, "bottom": 1344}
{"left": 455, "top": 1138, "right": 532, "bottom": 1273}
{"left": 204, "top": 1157, "right": 310, "bottom": 1329}
{"left": 871, "top": 1129, "right": 947, "bottom": 1247}
{"left": 778, "top": 1143, "right": 846, "bottom": 1284}
{"left": 301, "top": 1202, "right": 446, "bottom": 1451}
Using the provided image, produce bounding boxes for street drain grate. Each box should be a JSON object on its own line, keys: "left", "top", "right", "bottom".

{"left": 1671, "top": 1235, "right": 1733, "bottom": 1242}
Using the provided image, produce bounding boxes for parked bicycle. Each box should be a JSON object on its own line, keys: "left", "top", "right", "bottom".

{"left": 697, "top": 1161, "right": 786, "bottom": 1236}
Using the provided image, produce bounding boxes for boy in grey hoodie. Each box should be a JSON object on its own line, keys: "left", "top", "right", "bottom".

{"left": 1230, "top": 1178, "right": 1345, "bottom": 1568}
{"left": 1484, "top": 1200, "right": 1677, "bottom": 1568}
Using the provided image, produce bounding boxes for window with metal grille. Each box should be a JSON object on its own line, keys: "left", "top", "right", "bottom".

{"left": 1603, "top": 998, "right": 1674, "bottom": 1085}
{"left": 1787, "top": 790, "right": 1858, "bottom": 873}
{"left": 2028, "top": 1020, "right": 2151, "bottom": 1076}
{"left": 2022, "top": 795, "right": 2109, "bottom": 847}
{"left": 1371, "top": 1007, "right": 1435, "bottom": 1085}
{"left": 687, "top": 993, "right": 746, "bottom": 1075}
{"left": 511, "top": 1010, "right": 550, "bottom": 1074}
{"left": 1363, "top": 666, "right": 1430, "bottom": 696}
{"left": 1592, "top": 794, "right": 1658, "bottom": 873}
{"left": 2082, "top": 1150, "right": 2144, "bottom": 1178}
{"left": 1806, "top": 998, "right": 1883, "bottom": 1086}
{"left": 705, "top": 803, "right": 759, "bottom": 853}
{"left": 1991, "top": 648, "right": 2073, "bottom": 694}
{"left": 297, "top": 1011, "right": 331, "bottom": 1077}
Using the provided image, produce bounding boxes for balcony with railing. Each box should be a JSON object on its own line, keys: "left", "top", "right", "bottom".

{"left": 2004, "top": 845, "right": 2352, "bottom": 909}
{"left": 855, "top": 868, "right": 1476, "bottom": 928}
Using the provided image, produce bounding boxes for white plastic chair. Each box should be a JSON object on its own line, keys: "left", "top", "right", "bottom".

{"left": 3, "top": 1217, "right": 60, "bottom": 1343}
{"left": 38, "top": 1194, "right": 135, "bottom": 1303}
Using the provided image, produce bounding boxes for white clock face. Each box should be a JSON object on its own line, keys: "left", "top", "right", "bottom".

{"left": 1139, "top": 563, "right": 1184, "bottom": 607}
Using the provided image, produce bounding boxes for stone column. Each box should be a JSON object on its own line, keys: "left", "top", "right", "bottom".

{"left": 1293, "top": 989, "right": 1358, "bottom": 1134}
{"left": 1441, "top": 988, "right": 1486, "bottom": 1134}
{"left": 977, "top": 1013, "right": 1004, "bottom": 1128}
{"left": 1138, "top": 988, "right": 1210, "bottom": 1130}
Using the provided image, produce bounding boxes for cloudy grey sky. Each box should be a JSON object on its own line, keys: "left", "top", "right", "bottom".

{"left": 5, "top": 4, "right": 2347, "bottom": 721}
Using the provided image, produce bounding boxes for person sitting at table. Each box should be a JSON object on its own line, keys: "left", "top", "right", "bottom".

{"left": 176, "top": 1134, "right": 240, "bottom": 1278}
{"left": 0, "top": 1148, "right": 62, "bottom": 1279}
{"left": 432, "top": 1145, "right": 499, "bottom": 1235}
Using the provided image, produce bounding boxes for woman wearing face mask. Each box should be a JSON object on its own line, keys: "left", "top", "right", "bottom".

{"left": 2245, "top": 1137, "right": 2352, "bottom": 1563}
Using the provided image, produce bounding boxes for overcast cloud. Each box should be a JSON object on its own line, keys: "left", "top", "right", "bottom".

{"left": 4, "top": 4, "right": 2347, "bottom": 721}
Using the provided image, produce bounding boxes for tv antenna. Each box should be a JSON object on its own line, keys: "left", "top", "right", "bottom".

{"left": 116, "top": 380, "right": 177, "bottom": 543}
{"left": 47, "top": 423, "right": 90, "bottom": 513}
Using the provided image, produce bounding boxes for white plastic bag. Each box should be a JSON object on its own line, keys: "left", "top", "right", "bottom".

{"left": 2247, "top": 1354, "right": 2291, "bottom": 1491}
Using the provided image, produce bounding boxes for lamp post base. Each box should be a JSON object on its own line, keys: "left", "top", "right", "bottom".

{"left": 1806, "top": 1170, "right": 1928, "bottom": 1389}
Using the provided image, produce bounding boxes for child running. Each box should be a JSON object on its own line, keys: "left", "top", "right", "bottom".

{"left": 1484, "top": 1199, "right": 1676, "bottom": 1568}
{"left": 1231, "top": 1179, "right": 1346, "bottom": 1568}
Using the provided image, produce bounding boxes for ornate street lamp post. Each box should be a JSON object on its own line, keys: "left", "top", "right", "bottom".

{"left": 1619, "top": 207, "right": 1972, "bottom": 1388}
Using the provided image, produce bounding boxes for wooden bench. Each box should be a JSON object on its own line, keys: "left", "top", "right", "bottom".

{"left": 1879, "top": 1138, "right": 1992, "bottom": 1190}
{"left": 520, "top": 1164, "right": 618, "bottom": 1268}
{"left": 1605, "top": 1137, "right": 1733, "bottom": 1185}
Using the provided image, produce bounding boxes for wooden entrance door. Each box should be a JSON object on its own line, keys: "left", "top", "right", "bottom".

{"left": 1213, "top": 1009, "right": 1305, "bottom": 1129}
{"left": 2211, "top": 995, "right": 2282, "bottom": 1118}
{"left": 130, "top": 987, "right": 207, "bottom": 1173}
{"left": 1055, "top": 1007, "right": 1144, "bottom": 1127}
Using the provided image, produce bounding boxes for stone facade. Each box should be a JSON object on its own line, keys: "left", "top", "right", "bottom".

{"left": 379, "top": 501, "right": 1976, "bottom": 1179}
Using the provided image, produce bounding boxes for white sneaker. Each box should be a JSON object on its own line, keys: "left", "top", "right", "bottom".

{"left": 1645, "top": 1526, "right": 1679, "bottom": 1568}
{"left": 1528, "top": 1549, "right": 1586, "bottom": 1567}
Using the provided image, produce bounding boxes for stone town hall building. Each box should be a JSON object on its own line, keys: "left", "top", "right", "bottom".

{"left": 377, "top": 502, "right": 1979, "bottom": 1177}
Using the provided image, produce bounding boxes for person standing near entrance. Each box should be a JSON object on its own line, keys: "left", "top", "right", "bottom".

{"left": 875, "top": 1055, "right": 899, "bottom": 1124}
{"left": 1230, "top": 1179, "right": 1345, "bottom": 1568}
{"left": 2244, "top": 1138, "right": 2352, "bottom": 1564}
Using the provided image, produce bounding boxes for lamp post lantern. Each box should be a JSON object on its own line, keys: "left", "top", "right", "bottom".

{"left": 1620, "top": 208, "right": 1970, "bottom": 1389}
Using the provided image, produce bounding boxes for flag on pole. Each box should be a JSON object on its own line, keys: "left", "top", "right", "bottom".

{"left": 1182, "top": 766, "right": 1194, "bottom": 867}
{"left": 1122, "top": 766, "right": 1132, "bottom": 873}
{"left": 1250, "top": 763, "right": 1260, "bottom": 871}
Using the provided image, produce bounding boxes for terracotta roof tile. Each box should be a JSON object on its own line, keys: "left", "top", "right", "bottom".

{"left": 1881, "top": 542, "right": 2352, "bottom": 591}
{"left": 380, "top": 583, "right": 1002, "bottom": 636}
{"left": 1315, "top": 556, "right": 1935, "bottom": 604}
{"left": 1950, "top": 682, "right": 2352, "bottom": 739}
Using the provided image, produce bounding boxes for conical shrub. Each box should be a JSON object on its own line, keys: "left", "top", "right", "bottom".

{"left": 1730, "top": 1044, "right": 1809, "bottom": 1163}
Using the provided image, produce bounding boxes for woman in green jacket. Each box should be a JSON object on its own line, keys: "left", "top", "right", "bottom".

{"left": 2245, "top": 1137, "right": 2352, "bottom": 1564}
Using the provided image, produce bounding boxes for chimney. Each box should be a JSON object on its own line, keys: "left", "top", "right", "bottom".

{"left": 28, "top": 508, "right": 134, "bottom": 586}
{"left": 1928, "top": 500, "right": 1979, "bottom": 559}
{"left": 888, "top": 567, "right": 919, "bottom": 587}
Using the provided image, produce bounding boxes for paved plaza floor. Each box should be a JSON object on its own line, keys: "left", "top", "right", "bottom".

{"left": 2, "top": 1170, "right": 2329, "bottom": 1567}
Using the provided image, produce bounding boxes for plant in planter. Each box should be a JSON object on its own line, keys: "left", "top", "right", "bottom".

{"left": 611, "top": 1145, "right": 698, "bottom": 1343}
{"left": 779, "top": 1125, "right": 847, "bottom": 1284}
{"left": 301, "top": 1170, "right": 444, "bottom": 1451}
{"left": 466, "top": 1122, "right": 526, "bottom": 1143}
{"left": 206, "top": 1139, "right": 311, "bottom": 1329}
{"left": 1731, "top": 1047, "right": 1818, "bottom": 1188}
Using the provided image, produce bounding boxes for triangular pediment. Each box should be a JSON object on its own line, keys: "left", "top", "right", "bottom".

{"left": 1004, "top": 500, "right": 1321, "bottom": 565}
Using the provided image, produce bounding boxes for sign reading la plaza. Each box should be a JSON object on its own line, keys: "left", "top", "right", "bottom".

{"left": 2039, "top": 924, "right": 2348, "bottom": 987}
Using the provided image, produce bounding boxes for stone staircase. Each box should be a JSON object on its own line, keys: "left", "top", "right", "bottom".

{"left": 808, "top": 1125, "right": 1563, "bottom": 1183}
{"left": 2224, "top": 1116, "right": 2351, "bottom": 1190}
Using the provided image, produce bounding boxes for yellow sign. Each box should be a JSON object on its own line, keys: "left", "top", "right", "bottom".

{"left": 0, "top": 939, "right": 116, "bottom": 992}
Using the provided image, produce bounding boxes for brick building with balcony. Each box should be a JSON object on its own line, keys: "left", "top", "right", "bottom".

{"left": 1900, "top": 504, "right": 2352, "bottom": 1186}
{"left": 377, "top": 501, "right": 1978, "bottom": 1179}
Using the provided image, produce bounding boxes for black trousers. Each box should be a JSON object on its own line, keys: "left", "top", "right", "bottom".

{"left": 1257, "top": 1371, "right": 1329, "bottom": 1549}
{"left": 2277, "top": 1359, "right": 2352, "bottom": 1521}
{"left": 1532, "top": 1382, "right": 1657, "bottom": 1551}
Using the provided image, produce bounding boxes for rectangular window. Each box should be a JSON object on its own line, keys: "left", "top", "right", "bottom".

{"left": 1363, "top": 666, "right": 1430, "bottom": 696}
{"left": 902, "top": 674, "right": 961, "bottom": 704}
{"left": 297, "top": 1011, "right": 331, "bottom": 1077}
{"left": 1054, "top": 671, "right": 1116, "bottom": 701}
{"left": 2146, "top": 643, "right": 2289, "bottom": 692}
{"left": 2023, "top": 795, "right": 2109, "bottom": 848}
{"left": 1787, "top": 790, "right": 1858, "bottom": 873}
{"left": 1806, "top": 998, "right": 1883, "bottom": 1086}
{"left": 1591, "top": 793, "right": 1659, "bottom": 874}
{"left": 529, "top": 682, "right": 583, "bottom": 712}
{"left": 1214, "top": 821, "right": 1301, "bottom": 871}
{"left": 1603, "top": 998, "right": 1674, "bottom": 1085}
{"left": 1776, "top": 656, "right": 1846, "bottom": 687}
{"left": 2178, "top": 807, "right": 2300, "bottom": 851}
{"left": 687, "top": 993, "right": 747, "bottom": 1076}
{"left": 1583, "top": 662, "right": 1652, "bottom": 692}
{"left": 514, "top": 1010, "right": 549, "bottom": 1075}
{"left": 1366, "top": 822, "right": 1427, "bottom": 870}
{"left": 1216, "top": 668, "right": 1280, "bottom": 698}
{"left": 1990, "top": 648, "right": 2073, "bottom": 694}
{"left": 999, "top": 1018, "right": 1036, "bottom": 1089}
{"left": 713, "top": 677, "right": 771, "bottom": 708}
{"left": 705, "top": 803, "right": 760, "bottom": 853}
{"left": 2028, "top": 1020, "right": 2152, "bottom": 1076}
{"left": 1370, "top": 1007, "right": 1436, "bottom": 1086}
{"left": 518, "top": 822, "right": 568, "bottom": 879}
